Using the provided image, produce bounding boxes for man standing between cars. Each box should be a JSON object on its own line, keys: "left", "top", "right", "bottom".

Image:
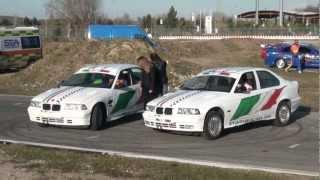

{"left": 286, "top": 40, "right": 302, "bottom": 74}
{"left": 137, "top": 56, "right": 156, "bottom": 105}
{"left": 150, "top": 52, "right": 168, "bottom": 96}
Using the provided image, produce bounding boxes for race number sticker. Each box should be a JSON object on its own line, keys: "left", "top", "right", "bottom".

{"left": 3, "top": 39, "right": 20, "bottom": 49}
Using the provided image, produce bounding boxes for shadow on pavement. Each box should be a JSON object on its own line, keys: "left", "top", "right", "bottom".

{"left": 290, "top": 106, "right": 312, "bottom": 122}
{"left": 103, "top": 113, "right": 143, "bottom": 130}
{"left": 221, "top": 105, "right": 312, "bottom": 138}
{"left": 157, "top": 106, "right": 313, "bottom": 138}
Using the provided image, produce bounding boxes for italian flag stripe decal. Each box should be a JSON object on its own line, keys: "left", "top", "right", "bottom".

{"left": 261, "top": 86, "right": 285, "bottom": 111}
{"left": 232, "top": 95, "right": 260, "bottom": 120}
{"left": 112, "top": 91, "right": 135, "bottom": 113}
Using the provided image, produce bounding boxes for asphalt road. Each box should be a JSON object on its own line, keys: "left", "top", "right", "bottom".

{"left": 0, "top": 95, "right": 318, "bottom": 173}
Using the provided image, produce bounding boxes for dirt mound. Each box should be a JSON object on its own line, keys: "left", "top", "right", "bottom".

{"left": 0, "top": 40, "right": 153, "bottom": 94}
{"left": 158, "top": 39, "right": 268, "bottom": 68}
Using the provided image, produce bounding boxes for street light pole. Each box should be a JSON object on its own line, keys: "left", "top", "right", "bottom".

{"left": 255, "top": 0, "right": 259, "bottom": 25}
{"left": 200, "top": 10, "right": 202, "bottom": 34}
{"left": 279, "top": 0, "right": 284, "bottom": 27}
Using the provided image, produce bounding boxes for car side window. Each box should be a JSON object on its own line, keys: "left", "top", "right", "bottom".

{"left": 282, "top": 46, "right": 291, "bottom": 53}
{"left": 115, "top": 70, "right": 131, "bottom": 89}
{"left": 257, "top": 71, "right": 280, "bottom": 89}
{"left": 130, "top": 68, "right": 143, "bottom": 85}
{"left": 235, "top": 72, "right": 257, "bottom": 93}
{"left": 299, "top": 46, "right": 311, "bottom": 54}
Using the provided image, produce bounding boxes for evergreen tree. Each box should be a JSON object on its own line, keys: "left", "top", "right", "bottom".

{"left": 0, "top": 18, "right": 13, "bottom": 26}
{"left": 165, "top": 6, "right": 178, "bottom": 28}
{"left": 23, "top": 16, "right": 32, "bottom": 26}
{"left": 142, "top": 14, "right": 152, "bottom": 29}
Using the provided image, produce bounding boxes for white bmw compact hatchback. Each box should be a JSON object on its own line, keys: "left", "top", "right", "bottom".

{"left": 143, "top": 67, "right": 301, "bottom": 139}
{"left": 28, "top": 64, "right": 144, "bottom": 130}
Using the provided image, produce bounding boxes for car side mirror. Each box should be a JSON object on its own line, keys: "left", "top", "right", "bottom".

{"left": 57, "top": 80, "right": 65, "bottom": 88}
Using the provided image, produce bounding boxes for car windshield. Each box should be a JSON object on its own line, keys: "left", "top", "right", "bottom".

{"left": 61, "top": 73, "right": 115, "bottom": 88}
{"left": 181, "top": 75, "right": 236, "bottom": 92}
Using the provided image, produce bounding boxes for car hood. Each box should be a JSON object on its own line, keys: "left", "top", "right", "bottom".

{"left": 149, "top": 90, "right": 228, "bottom": 108}
{"left": 32, "top": 86, "right": 112, "bottom": 104}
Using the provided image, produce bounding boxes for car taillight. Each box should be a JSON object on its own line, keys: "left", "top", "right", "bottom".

{"left": 260, "top": 48, "right": 267, "bottom": 60}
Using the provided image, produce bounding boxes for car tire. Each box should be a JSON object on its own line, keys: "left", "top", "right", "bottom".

{"left": 90, "top": 104, "right": 105, "bottom": 130}
{"left": 274, "top": 101, "right": 291, "bottom": 127}
{"left": 276, "top": 59, "right": 286, "bottom": 69}
{"left": 203, "top": 110, "right": 223, "bottom": 140}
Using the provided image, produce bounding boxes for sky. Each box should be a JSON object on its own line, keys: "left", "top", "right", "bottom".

{"left": 0, "top": 0, "right": 318, "bottom": 19}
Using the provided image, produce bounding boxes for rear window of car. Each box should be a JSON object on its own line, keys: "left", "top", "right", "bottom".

{"left": 257, "top": 71, "right": 280, "bottom": 89}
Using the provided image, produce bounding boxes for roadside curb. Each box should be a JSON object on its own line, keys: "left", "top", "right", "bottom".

{"left": 0, "top": 138, "right": 318, "bottom": 177}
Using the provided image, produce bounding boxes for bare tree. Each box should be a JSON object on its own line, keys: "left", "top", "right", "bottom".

{"left": 46, "top": 0, "right": 101, "bottom": 39}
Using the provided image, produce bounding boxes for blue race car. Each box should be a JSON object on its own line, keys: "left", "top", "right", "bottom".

{"left": 261, "top": 42, "right": 319, "bottom": 69}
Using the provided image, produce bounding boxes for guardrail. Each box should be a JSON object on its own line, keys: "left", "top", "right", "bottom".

{"left": 159, "top": 35, "right": 320, "bottom": 40}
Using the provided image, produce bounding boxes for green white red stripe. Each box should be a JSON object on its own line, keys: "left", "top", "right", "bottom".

{"left": 260, "top": 86, "right": 285, "bottom": 111}
{"left": 231, "top": 86, "right": 285, "bottom": 120}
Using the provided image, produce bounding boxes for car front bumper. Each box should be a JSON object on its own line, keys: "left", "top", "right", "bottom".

{"left": 28, "top": 107, "right": 91, "bottom": 126}
{"left": 143, "top": 111, "right": 204, "bottom": 132}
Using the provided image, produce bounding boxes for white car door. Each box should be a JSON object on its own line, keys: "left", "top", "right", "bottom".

{"left": 227, "top": 71, "right": 261, "bottom": 127}
{"left": 110, "top": 69, "right": 139, "bottom": 119}
{"left": 128, "top": 67, "right": 144, "bottom": 112}
{"left": 254, "top": 70, "right": 283, "bottom": 119}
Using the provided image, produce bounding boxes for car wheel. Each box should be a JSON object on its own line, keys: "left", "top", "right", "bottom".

{"left": 276, "top": 59, "right": 286, "bottom": 69}
{"left": 90, "top": 104, "right": 105, "bottom": 130}
{"left": 203, "top": 110, "right": 223, "bottom": 139}
{"left": 274, "top": 101, "right": 291, "bottom": 127}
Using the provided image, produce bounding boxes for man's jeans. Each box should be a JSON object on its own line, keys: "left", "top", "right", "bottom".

{"left": 293, "top": 55, "right": 302, "bottom": 72}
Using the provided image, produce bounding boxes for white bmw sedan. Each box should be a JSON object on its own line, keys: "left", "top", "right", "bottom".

{"left": 28, "top": 64, "right": 144, "bottom": 130}
{"left": 143, "top": 67, "right": 301, "bottom": 139}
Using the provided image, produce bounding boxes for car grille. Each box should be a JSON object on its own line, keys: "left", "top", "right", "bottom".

{"left": 164, "top": 108, "right": 172, "bottom": 115}
{"left": 156, "top": 107, "right": 163, "bottom": 114}
{"left": 42, "top": 104, "right": 61, "bottom": 111}
{"left": 52, "top": 105, "right": 61, "bottom": 111}
{"left": 156, "top": 107, "right": 173, "bottom": 115}
{"left": 43, "top": 104, "right": 51, "bottom": 110}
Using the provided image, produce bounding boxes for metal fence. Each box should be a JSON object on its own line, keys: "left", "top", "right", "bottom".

{"left": 36, "top": 23, "right": 319, "bottom": 41}
{"left": 151, "top": 25, "right": 319, "bottom": 37}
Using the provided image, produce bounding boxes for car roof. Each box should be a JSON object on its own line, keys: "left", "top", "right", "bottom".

{"left": 75, "top": 64, "right": 139, "bottom": 76}
{"left": 197, "top": 67, "right": 270, "bottom": 78}
{"left": 274, "top": 42, "right": 316, "bottom": 48}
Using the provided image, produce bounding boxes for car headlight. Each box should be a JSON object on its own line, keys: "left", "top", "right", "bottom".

{"left": 64, "top": 104, "right": 88, "bottom": 111}
{"left": 30, "top": 101, "right": 41, "bottom": 108}
{"left": 145, "top": 105, "right": 155, "bottom": 112}
{"left": 177, "top": 108, "right": 200, "bottom": 115}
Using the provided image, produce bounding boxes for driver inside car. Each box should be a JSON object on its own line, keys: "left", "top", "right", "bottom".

{"left": 236, "top": 74, "right": 254, "bottom": 93}
{"left": 115, "top": 77, "right": 128, "bottom": 89}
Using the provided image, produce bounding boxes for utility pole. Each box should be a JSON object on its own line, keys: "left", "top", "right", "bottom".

{"left": 255, "top": 0, "right": 259, "bottom": 25}
{"left": 279, "top": 0, "right": 284, "bottom": 27}
{"left": 200, "top": 10, "right": 202, "bottom": 34}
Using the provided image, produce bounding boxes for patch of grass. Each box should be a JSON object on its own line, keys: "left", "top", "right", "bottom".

{"left": 0, "top": 144, "right": 315, "bottom": 180}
